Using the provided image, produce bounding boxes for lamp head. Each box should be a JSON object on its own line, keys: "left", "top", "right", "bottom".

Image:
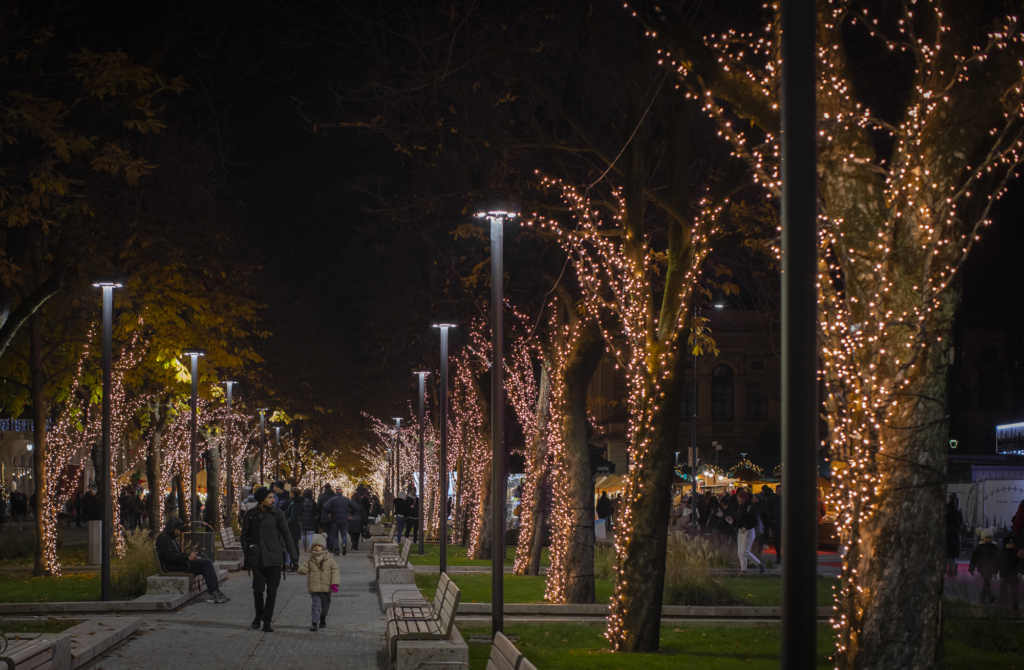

{"left": 413, "top": 370, "right": 431, "bottom": 377}
{"left": 472, "top": 199, "right": 521, "bottom": 221}
{"left": 182, "top": 347, "right": 207, "bottom": 357}
{"left": 431, "top": 318, "right": 460, "bottom": 329}
{"left": 92, "top": 275, "right": 126, "bottom": 289}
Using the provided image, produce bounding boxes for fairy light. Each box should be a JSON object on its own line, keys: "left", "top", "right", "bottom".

{"left": 627, "top": 0, "right": 1024, "bottom": 662}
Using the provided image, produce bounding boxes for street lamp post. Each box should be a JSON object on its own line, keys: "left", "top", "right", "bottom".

{"left": 182, "top": 348, "right": 206, "bottom": 531}
{"left": 222, "top": 382, "right": 237, "bottom": 522}
{"left": 93, "top": 276, "right": 124, "bottom": 602}
{"left": 414, "top": 371, "right": 430, "bottom": 555}
{"left": 432, "top": 319, "right": 458, "bottom": 574}
{"left": 258, "top": 409, "right": 268, "bottom": 485}
{"left": 393, "top": 418, "right": 403, "bottom": 497}
{"left": 473, "top": 200, "right": 520, "bottom": 637}
{"left": 780, "top": 1, "right": 819, "bottom": 666}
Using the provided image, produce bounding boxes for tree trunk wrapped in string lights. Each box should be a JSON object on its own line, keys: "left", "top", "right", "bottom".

{"left": 532, "top": 169, "right": 720, "bottom": 646}
{"left": 631, "top": 1, "right": 1024, "bottom": 665}
{"left": 542, "top": 298, "right": 604, "bottom": 603}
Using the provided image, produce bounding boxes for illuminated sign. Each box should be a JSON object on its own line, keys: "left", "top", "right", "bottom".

{"left": 996, "top": 422, "right": 1024, "bottom": 454}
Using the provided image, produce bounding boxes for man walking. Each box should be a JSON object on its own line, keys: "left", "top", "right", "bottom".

{"left": 241, "top": 487, "right": 298, "bottom": 632}
{"left": 761, "top": 485, "right": 783, "bottom": 567}
{"left": 323, "top": 489, "right": 354, "bottom": 556}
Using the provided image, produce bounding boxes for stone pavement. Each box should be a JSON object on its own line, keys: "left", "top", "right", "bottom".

{"left": 80, "top": 547, "right": 387, "bottom": 670}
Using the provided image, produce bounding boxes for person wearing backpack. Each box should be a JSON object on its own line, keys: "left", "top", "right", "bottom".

{"left": 736, "top": 490, "right": 765, "bottom": 574}
{"left": 241, "top": 487, "right": 299, "bottom": 632}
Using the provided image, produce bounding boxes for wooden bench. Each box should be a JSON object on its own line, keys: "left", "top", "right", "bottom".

{"left": 385, "top": 574, "right": 461, "bottom": 659}
{"left": 486, "top": 632, "right": 538, "bottom": 670}
{"left": 0, "top": 636, "right": 58, "bottom": 670}
{"left": 387, "top": 572, "right": 456, "bottom": 619}
{"left": 371, "top": 523, "right": 397, "bottom": 546}
{"left": 375, "top": 537, "right": 412, "bottom": 579}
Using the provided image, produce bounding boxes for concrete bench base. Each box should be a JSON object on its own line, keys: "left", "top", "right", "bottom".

{"left": 395, "top": 624, "right": 468, "bottom": 670}
{"left": 146, "top": 566, "right": 228, "bottom": 600}
{"left": 378, "top": 567, "right": 415, "bottom": 584}
{"left": 218, "top": 548, "right": 243, "bottom": 562}
{"left": 373, "top": 542, "right": 399, "bottom": 557}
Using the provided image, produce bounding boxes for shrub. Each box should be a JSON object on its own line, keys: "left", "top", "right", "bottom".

{"left": 662, "top": 532, "right": 732, "bottom": 606}
{"left": 0, "top": 525, "right": 35, "bottom": 561}
{"left": 944, "top": 580, "right": 1024, "bottom": 653}
{"left": 111, "top": 529, "right": 158, "bottom": 599}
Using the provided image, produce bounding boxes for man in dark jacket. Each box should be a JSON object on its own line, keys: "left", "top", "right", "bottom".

{"left": 323, "top": 490, "right": 356, "bottom": 556}
{"left": 393, "top": 494, "right": 409, "bottom": 540}
{"left": 298, "top": 489, "right": 319, "bottom": 550}
{"left": 241, "top": 487, "right": 299, "bottom": 632}
{"left": 404, "top": 488, "right": 419, "bottom": 542}
{"left": 156, "top": 517, "right": 228, "bottom": 603}
{"left": 761, "top": 485, "right": 783, "bottom": 567}
{"left": 316, "top": 484, "right": 334, "bottom": 532}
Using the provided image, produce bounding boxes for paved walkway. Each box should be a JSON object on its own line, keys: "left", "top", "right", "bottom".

{"left": 81, "top": 547, "right": 386, "bottom": 670}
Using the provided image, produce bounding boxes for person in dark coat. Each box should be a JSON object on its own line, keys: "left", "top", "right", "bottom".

{"left": 241, "top": 487, "right": 299, "bottom": 632}
{"left": 761, "top": 485, "right": 783, "bottom": 567}
{"left": 323, "top": 490, "right": 355, "bottom": 556}
{"left": 299, "top": 489, "right": 319, "bottom": 550}
{"left": 947, "top": 493, "right": 964, "bottom": 577}
{"left": 348, "top": 495, "right": 366, "bottom": 550}
{"left": 156, "top": 517, "right": 228, "bottom": 603}
{"left": 393, "top": 494, "right": 409, "bottom": 539}
{"left": 404, "top": 490, "right": 419, "bottom": 542}
{"left": 968, "top": 528, "right": 999, "bottom": 604}
{"left": 285, "top": 493, "right": 302, "bottom": 567}
{"left": 997, "top": 533, "right": 1022, "bottom": 610}
{"left": 72, "top": 491, "right": 84, "bottom": 527}
{"left": 596, "top": 492, "right": 613, "bottom": 523}
{"left": 316, "top": 484, "right": 334, "bottom": 532}
{"left": 272, "top": 482, "right": 289, "bottom": 511}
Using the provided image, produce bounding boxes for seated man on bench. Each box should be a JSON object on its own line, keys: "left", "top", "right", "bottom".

{"left": 156, "top": 516, "right": 229, "bottom": 604}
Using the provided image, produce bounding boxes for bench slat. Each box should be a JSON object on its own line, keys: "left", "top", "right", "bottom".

{"left": 492, "top": 632, "right": 522, "bottom": 666}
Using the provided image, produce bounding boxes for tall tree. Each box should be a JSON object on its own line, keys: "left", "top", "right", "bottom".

{"left": 632, "top": 0, "right": 1024, "bottom": 665}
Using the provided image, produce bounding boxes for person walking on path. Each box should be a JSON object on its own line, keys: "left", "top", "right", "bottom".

{"left": 404, "top": 488, "right": 419, "bottom": 542}
{"left": 241, "top": 487, "right": 299, "bottom": 632}
{"left": 295, "top": 533, "right": 341, "bottom": 632}
{"left": 393, "top": 492, "right": 408, "bottom": 540}
{"left": 316, "top": 484, "right": 334, "bottom": 532}
{"left": 760, "top": 485, "right": 783, "bottom": 567}
{"left": 285, "top": 490, "right": 302, "bottom": 569}
{"left": 997, "top": 533, "right": 1022, "bottom": 609}
{"left": 323, "top": 489, "right": 355, "bottom": 556}
{"left": 156, "top": 517, "right": 229, "bottom": 603}
{"left": 596, "top": 491, "right": 613, "bottom": 527}
{"left": 348, "top": 494, "right": 366, "bottom": 551}
{"left": 736, "top": 491, "right": 765, "bottom": 574}
{"left": 299, "top": 489, "right": 318, "bottom": 550}
{"left": 947, "top": 492, "right": 964, "bottom": 577}
{"left": 968, "top": 527, "right": 999, "bottom": 604}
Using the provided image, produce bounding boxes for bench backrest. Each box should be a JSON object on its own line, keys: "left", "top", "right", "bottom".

{"left": 487, "top": 632, "right": 537, "bottom": 670}
{"left": 399, "top": 537, "right": 412, "bottom": 563}
{"left": 437, "top": 580, "right": 461, "bottom": 638}
{"left": 433, "top": 572, "right": 454, "bottom": 614}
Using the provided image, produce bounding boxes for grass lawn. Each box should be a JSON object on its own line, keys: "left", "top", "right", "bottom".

{"left": 415, "top": 573, "right": 615, "bottom": 604}
{"left": 0, "top": 544, "right": 89, "bottom": 569}
{"left": 0, "top": 573, "right": 100, "bottom": 603}
{"left": 407, "top": 544, "right": 550, "bottom": 568}
{"left": 416, "top": 572, "right": 836, "bottom": 608}
{"left": 459, "top": 623, "right": 1017, "bottom": 669}
{"left": 721, "top": 576, "right": 837, "bottom": 608}
{"left": 1, "top": 619, "right": 80, "bottom": 634}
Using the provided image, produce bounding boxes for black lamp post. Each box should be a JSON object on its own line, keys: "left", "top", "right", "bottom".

{"left": 473, "top": 199, "right": 520, "bottom": 637}
{"left": 222, "top": 382, "right": 237, "bottom": 519}
{"left": 414, "top": 370, "right": 430, "bottom": 555}
{"left": 182, "top": 348, "right": 206, "bottom": 530}
{"left": 92, "top": 276, "right": 124, "bottom": 602}
{"left": 393, "top": 417, "right": 403, "bottom": 496}
{"left": 780, "top": 0, "right": 819, "bottom": 666}
{"left": 432, "top": 319, "right": 458, "bottom": 574}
